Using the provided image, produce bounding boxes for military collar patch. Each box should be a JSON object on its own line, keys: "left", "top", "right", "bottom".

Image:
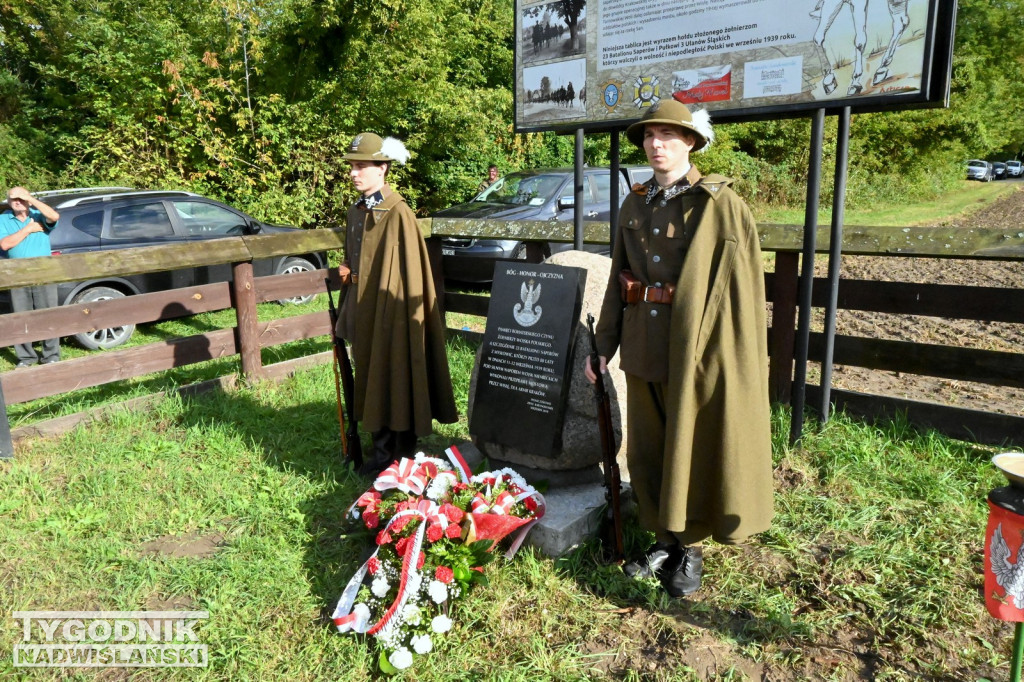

{"left": 359, "top": 190, "right": 385, "bottom": 210}
{"left": 645, "top": 178, "right": 691, "bottom": 204}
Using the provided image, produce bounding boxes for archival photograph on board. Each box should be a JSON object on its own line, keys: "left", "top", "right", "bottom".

{"left": 520, "top": 0, "right": 587, "bottom": 65}
{"left": 521, "top": 58, "right": 587, "bottom": 123}
{"left": 515, "top": 0, "right": 951, "bottom": 131}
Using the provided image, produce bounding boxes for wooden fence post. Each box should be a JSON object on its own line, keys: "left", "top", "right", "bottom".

{"left": 769, "top": 251, "right": 800, "bottom": 404}
{"left": 232, "top": 261, "right": 264, "bottom": 380}
{"left": 0, "top": 384, "right": 12, "bottom": 459}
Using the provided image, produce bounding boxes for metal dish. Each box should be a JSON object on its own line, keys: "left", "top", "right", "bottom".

{"left": 993, "top": 452, "right": 1024, "bottom": 489}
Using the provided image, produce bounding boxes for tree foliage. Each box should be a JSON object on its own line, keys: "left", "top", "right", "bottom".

{"left": 0, "top": 0, "right": 1021, "bottom": 223}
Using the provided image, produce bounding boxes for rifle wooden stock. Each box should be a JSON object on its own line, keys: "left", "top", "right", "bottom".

{"left": 587, "top": 313, "right": 624, "bottom": 562}
{"left": 326, "top": 279, "right": 363, "bottom": 468}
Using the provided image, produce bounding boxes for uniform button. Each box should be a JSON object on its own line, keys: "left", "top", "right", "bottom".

{"left": 653, "top": 228, "right": 660, "bottom": 236}
{"left": 650, "top": 309, "right": 658, "bottom": 317}
{"left": 654, "top": 282, "right": 662, "bottom": 287}
{"left": 660, "top": 200, "right": 667, "bottom": 207}
{"left": 652, "top": 255, "right": 661, "bottom": 263}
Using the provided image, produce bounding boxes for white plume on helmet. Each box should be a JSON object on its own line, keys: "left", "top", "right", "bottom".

{"left": 380, "top": 137, "right": 411, "bottom": 165}
{"left": 690, "top": 109, "right": 714, "bottom": 152}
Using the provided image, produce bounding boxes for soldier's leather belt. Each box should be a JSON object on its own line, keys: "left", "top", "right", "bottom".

{"left": 350, "top": 272, "right": 359, "bottom": 284}
{"left": 619, "top": 269, "right": 674, "bottom": 304}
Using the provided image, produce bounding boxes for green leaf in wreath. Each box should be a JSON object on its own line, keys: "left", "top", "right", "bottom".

{"left": 378, "top": 650, "right": 398, "bottom": 675}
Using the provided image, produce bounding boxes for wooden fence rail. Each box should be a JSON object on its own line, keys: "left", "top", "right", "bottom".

{"left": 2, "top": 220, "right": 1024, "bottom": 456}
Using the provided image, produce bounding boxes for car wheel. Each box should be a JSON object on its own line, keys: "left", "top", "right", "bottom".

{"left": 510, "top": 242, "right": 528, "bottom": 260}
{"left": 276, "top": 257, "right": 318, "bottom": 305}
{"left": 70, "top": 286, "right": 136, "bottom": 350}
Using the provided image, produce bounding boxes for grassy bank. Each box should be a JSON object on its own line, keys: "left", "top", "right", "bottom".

{"left": 0, "top": 340, "right": 1015, "bottom": 680}
{"left": 761, "top": 179, "right": 1020, "bottom": 227}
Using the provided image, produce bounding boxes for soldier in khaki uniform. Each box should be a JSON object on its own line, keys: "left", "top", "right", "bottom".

{"left": 586, "top": 101, "right": 773, "bottom": 597}
{"left": 336, "top": 133, "right": 458, "bottom": 477}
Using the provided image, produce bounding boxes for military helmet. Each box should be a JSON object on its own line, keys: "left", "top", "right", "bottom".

{"left": 343, "top": 132, "right": 410, "bottom": 164}
{"left": 625, "top": 100, "right": 711, "bottom": 151}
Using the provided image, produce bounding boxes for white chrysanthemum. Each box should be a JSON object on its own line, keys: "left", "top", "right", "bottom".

{"left": 389, "top": 647, "right": 414, "bottom": 670}
{"left": 379, "top": 137, "right": 411, "bottom": 165}
{"left": 431, "top": 615, "right": 452, "bottom": 634}
{"left": 350, "top": 508, "right": 361, "bottom": 520}
{"left": 426, "top": 471, "right": 457, "bottom": 500}
{"left": 690, "top": 108, "right": 715, "bottom": 151}
{"left": 403, "top": 604, "right": 422, "bottom": 626}
{"left": 428, "top": 580, "right": 448, "bottom": 604}
{"left": 371, "top": 577, "right": 390, "bottom": 598}
{"left": 411, "top": 633, "right": 433, "bottom": 654}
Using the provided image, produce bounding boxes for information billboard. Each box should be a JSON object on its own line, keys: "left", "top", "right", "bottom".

{"left": 514, "top": 0, "right": 957, "bottom": 132}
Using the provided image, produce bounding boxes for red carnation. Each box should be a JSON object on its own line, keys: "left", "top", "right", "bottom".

{"left": 435, "top": 566, "right": 454, "bottom": 584}
{"left": 524, "top": 496, "right": 537, "bottom": 512}
{"left": 445, "top": 523, "right": 462, "bottom": 539}
{"left": 416, "top": 551, "right": 425, "bottom": 569}
{"left": 376, "top": 529, "right": 392, "bottom": 546}
{"left": 390, "top": 515, "right": 411, "bottom": 533}
{"left": 367, "top": 557, "right": 381, "bottom": 575}
{"left": 395, "top": 537, "right": 411, "bottom": 557}
{"left": 441, "top": 503, "right": 465, "bottom": 524}
{"left": 426, "top": 523, "right": 444, "bottom": 543}
{"left": 453, "top": 482, "right": 469, "bottom": 492}
{"left": 363, "top": 512, "right": 380, "bottom": 529}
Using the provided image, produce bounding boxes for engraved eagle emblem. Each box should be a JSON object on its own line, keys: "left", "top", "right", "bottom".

{"left": 513, "top": 279, "right": 542, "bottom": 327}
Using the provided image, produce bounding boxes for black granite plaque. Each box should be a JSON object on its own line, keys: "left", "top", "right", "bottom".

{"left": 470, "top": 261, "right": 586, "bottom": 458}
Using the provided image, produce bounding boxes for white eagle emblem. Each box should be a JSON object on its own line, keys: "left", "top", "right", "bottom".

{"left": 991, "top": 522, "right": 1024, "bottom": 608}
{"left": 513, "top": 279, "right": 542, "bottom": 327}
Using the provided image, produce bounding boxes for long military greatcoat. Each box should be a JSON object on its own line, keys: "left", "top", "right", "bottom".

{"left": 596, "top": 167, "right": 773, "bottom": 544}
{"left": 337, "top": 187, "right": 458, "bottom": 437}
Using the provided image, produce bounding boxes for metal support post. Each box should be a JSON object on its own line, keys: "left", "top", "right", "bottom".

{"left": 819, "top": 106, "right": 851, "bottom": 422}
{"left": 789, "top": 109, "right": 825, "bottom": 446}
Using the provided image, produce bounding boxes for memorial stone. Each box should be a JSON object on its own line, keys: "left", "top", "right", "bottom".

{"left": 469, "top": 261, "right": 586, "bottom": 458}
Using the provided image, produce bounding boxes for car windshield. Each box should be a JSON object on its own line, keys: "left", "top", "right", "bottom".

{"left": 475, "top": 172, "right": 565, "bottom": 206}
{"left": 968, "top": 161, "right": 986, "bottom": 168}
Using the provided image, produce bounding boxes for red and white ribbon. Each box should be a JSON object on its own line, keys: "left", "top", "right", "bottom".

{"left": 331, "top": 507, "right": 429, "bottom": 637}
{"left": 374, "top": 458, "right": 430, "bottom": 496}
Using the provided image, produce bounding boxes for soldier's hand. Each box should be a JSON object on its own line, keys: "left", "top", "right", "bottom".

{"left": 584, "top": 355, "right": 607, "bottom": 384}
{"left": 338, "top": 264, "right": 352, "bottom": 285}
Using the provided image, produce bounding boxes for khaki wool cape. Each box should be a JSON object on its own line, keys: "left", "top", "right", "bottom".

{"left": 597, "top": 171, "right": 773, "bottom": 544}
{"left": 338, "top": 188, "right": 458, "bottom": 437}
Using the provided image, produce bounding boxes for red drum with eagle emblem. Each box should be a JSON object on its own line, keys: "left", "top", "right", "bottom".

{"left": 985, "top": 486, "right": 1024, "bottom": 621}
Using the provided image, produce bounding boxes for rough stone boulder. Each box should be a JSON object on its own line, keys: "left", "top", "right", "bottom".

{"left": 467, "top": 250, "right": 629, "bottom": 474}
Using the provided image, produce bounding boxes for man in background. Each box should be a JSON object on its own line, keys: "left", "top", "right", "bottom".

{"left": 1, "top": 186, "right": 61, "bottom": 367}
{"left": 477, "top": 165, "right": 499, "bottom": 194}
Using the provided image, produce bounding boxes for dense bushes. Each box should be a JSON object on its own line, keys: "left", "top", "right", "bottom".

{"left": 0, "top": 0, "right": 1019, "bottom": 224}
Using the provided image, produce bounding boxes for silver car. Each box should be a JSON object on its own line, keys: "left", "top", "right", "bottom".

{"left": 967, "top": 159, "right": 993, "bottom": 182}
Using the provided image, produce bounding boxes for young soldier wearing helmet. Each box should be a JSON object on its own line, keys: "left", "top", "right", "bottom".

{"left": 336, "top": 133, "right": 458, "bottom": 477}
{"left": 585, "top": 101, "right": 773, "bottom": 597}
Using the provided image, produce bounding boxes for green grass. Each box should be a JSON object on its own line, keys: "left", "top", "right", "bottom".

{"left": 0, "top": 346, "right": 1017, "bottom": 680}
{"left": 762, "top": 179, "right": 1019, "bottom": 227}
{"left": 1, "top": 296, "right": 332, "bottom": 428}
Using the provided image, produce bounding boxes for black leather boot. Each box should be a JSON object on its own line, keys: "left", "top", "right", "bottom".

{"left": 623, "top": 541, "right": 681, "bottom": 579}
{"left": 662, "top": 545, "right": 703, "bottom": 597}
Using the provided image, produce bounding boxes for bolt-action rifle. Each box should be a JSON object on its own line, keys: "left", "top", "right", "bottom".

{"left": 326, "top": 276, "right": 362, "bottom": 469}
{"left": 587, "top": 313, "right": 624, "bottom": 562}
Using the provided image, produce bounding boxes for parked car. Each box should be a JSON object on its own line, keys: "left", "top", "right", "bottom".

{"left": 1006, "top": 160, "right": 1023, "bottom": 178}
{"left": 1, "top": 188, "right": 327, "bottom": 349}
{"left": 966, "top": 159, "right": 993, "bottom": 182}
{"left": 992, "top": 161, "right": 1007, "bottom": 180}
{"left": 435, "top": 166, "right": 654, "bottom": 282}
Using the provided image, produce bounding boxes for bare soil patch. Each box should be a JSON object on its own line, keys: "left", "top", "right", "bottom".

{"left": 139, "top": 530, "right": 226, "bottom": 559}
{"left": 812, "top": 187, "right": 1024, "bottom": 418}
